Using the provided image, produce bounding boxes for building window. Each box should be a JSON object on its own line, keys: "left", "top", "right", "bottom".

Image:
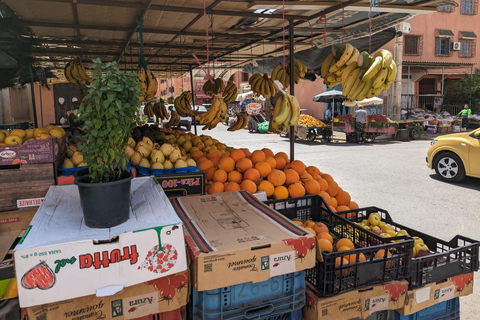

{"left": 435, "top": 38, "right": 452, "bottom": 56}
{"left": 404, "top": 35, "right": 422, "bottom": 55}
{"left": 461, "top": 0, "right": 477, "bottom": 14}
{"left": 242, "top": 72, "right": 249, "bottom": 82}
{"left": 438, "top": 6, "right": 452, "bottom": 12}
{"left": 459, "top": 39, "right": 476, "bottom": 57}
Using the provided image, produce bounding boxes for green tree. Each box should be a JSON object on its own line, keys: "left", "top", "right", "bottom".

{"left": 443, "top": 69, "right": 480, "bottom": 113}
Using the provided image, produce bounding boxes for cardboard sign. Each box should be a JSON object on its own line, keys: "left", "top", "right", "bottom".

{"left": 303, "top": 280, "right": 409, "bottom": 320}
{"left": 0, "top": 137, "right": 65, "bottom": 165}
{"left": 25, "top": 269, "right": 189, "bottom": 320}
{"left": 16, "top": 197, "right": 44, "bottom": 209}
{"left": 171, "top": 191, "right": 316, "bottom": 291}
{"left": 397, "top": 273, "right": 474, "bottom": 315}
{"left": 14, "top": 177, "right": 187, "bottom": 307}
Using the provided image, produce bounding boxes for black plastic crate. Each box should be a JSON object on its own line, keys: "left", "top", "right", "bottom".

{"left": 265, "top": 196, "right": 414, "bottom": 297}
{"left": 335, "top": 206, "right": 480, "bottom": 289}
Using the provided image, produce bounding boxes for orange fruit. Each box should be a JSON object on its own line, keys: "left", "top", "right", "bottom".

{"left": 335, "top": 257, "right": 350, "bottom": 276}
{"left": 191, "top": 150, "right": 205, "bottom": 159}
{"left": 207, "top": 149, "right": 222, "bottom": 159}
{"left": 274, "top": 155, "right": 287, "bottom": 170}
{"left": 304, "top": 227, "right": 316, "bottom": 235}
{"left": 273, "top": 186, "right": 289, "bottom": 200}
{"left": 241, "top": 148, "right": 251, "bottom": 157}
{"left": 316, "top": 178, "right": 329, "bottom": 192}
{"left": 240, "top": 179, "right": 257, "bottom": 194}
{"left": 336, "top": 205, "right": 350, "bottom": 212}
{"left": 289, "top": 160, "right": 306, "bottom": 175}
{"left": 300, "top": 171, "right": 313, "bottom": 181}
{"left": 221, "top": 152, "right": 231, "bottom": 159}
{"left": 336, "top": 238, "right": 355, "bottom": 251}
{"left": 262, "top": 148, "right": 275, "bottom": 158}
{"left": 304, "top": 179, "right": 321, "bottom": 195}
{"left": 318, "top": 191, "right": 331, "bottom": 204}
{"left": 348, "top": 201, "right": 359, "bottom": 210}
{"left": 257, "top": 180, "right": 275, "bottom": 197}
{"left": 374, "top": 249, "right": 392, "bottom": 259}
{"left": 317, "top": 232, "right": 333, "bottom": 244}
{"left": 251, "top": 150, "right": 266, "bottom": 164}
{"left": 210, "top": 157, "right": 220, "bottom": 167}
{"left": 284, "top": 169, "right": 300, "bottom": 184}
{"left": 327, "top": 181, "right": 340, "bottom": 197}
{"left": 208, "top": 182, "right": 224, "bottom": 194}
{"left": 330, "top": 206, "right": 337, "bottom": 212}
{"left": 275, "top": 152, "right": 290, "bottom": 163}
{"left": 213, "top": 169, "right": 228, "bottom": 183}
{"left": 244, "top": 168, "right": 261, "bottom": 184}
{"left": 318, "top": 239, "right": 333, "bottom": 252}
{"left": 306, "top": 166, "right": 321, "bottom": 176}
{"left": 230, "top": 149, "right": 246, "bottom": 162}
{"left": 347, "top": 253, "right": 366, "bottom": 263}
{"left": 198, "top": 159, "right": 214, "bottom": 171}
{"left": 336, "top": 191, "right": 351, "bottom": 206}
{"left": 255, "top": 161, "right": 272, "bottom": 178}
{"left": 321, "top": 174, "right": 335, "bottom": 182}
{"left": 288, "top": 183, "right": 305, "bottom": 198}
{"left": 224, "top": 182, "right": 241, "bottom": 192}
{"left": 292, "top": 220, "right": 303, "bottom": 226}
{"left": 304, "top": 220, "right": 316, "bottom": 228}
{"left": 315, "top": 222, "right": 329, "bottom": 234}
{"left": 236, "top": 157, "right": 253, "bottom": 173}
{"left": 329, "top": 197, "right": 338, "bottom": 209}
{"left": 267, "top": 169, "right": 286, "bottom": 187}
{"left": 228, "top": 170, "right": 243, "bottom": 183}
{"left": 218, "top": 156, "right": 235, "bottom": 173}
{"left": 265, "top": 156, "right": 277, "bottom": 169}
{"left": 205, "top": 167, "right": 216, "bottom": 181}
{"left": 337, "top": 246, "right": 352, "bottom": 252}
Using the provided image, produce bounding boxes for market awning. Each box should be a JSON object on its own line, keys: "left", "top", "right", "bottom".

{"left": 459, "top": 31, "right": 477, "bottom": 39}
{"left": 0, "top": 0, "right": 459, "bottom": 82}
{"left": 436, "top": 29, "right": 454, "bottom": 38}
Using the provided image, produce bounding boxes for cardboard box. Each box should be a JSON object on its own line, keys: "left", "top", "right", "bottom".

{"left": 14, "top": 177, "right": 187, "bottom": 307}
{"left": 171, "top": 190, "right": 316, "bottom": 291}
{"left": 154, "top": 170, "right": 205, "bottom": 197}
{"left": 25, "top": 269, "right": 189, "bottom": 320}
{"left": 0, "top": 137, "right": 66, "bottom": 165}
{"left": 397, "top": 273, "right": 474, "bottom": 315}
{"left": 303, "top": 280, "right": 409, "bottom": 320}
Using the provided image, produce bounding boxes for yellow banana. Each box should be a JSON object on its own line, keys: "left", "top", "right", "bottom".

{"left": 138, "top": 68, "right": 148, "bottom": 94}
{"left": 341, "top": 64, "right": 358, "bottom": 86}
{"left": 372, "top": 68, "right": 389, "bottom": 89}
{"left": 348, "top": 78, "right": 365, "bottom": 101}
{"left": 271, "top": 64, "right": 283, "bottom": 81}
{"left": 64, "top": 61, "right": 79, "bottom": 85}
{"left": 355, "top": 78, "right": 373, "bottom": 101}
{"left": 249, "top": 73, "right": 262, "bottom": 86}
{"left": 385, "top": 61, "right": 397, "bottom": 85}
{"left": 321, "top": 54, "right": 335, "bottom": 79}
{"left": 346, "top": 48, "right": 360, "bottom": 66}
{"left": 287, "top": 94, "right": 301, "bottom": 126}
{"left": 272, "top": 94, "right": 291, "bottom": 128}
{"left": 227, "top": 112, "right": 244, "bottom": 131}
{"left": 335, "top": 43, "right": 354, "bottom": 68}
{"left": 374, "top": 49, "right": 393, "bottom": 68}
{"left": 342, "top": 68, "right": 362, "bottom": 97}
{"left": 362, "top": 56, "right": 383, "bottom": 81}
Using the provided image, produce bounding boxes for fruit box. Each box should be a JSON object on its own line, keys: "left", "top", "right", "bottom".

{"left": 397, "top": 273, "right": 473, "bottom": 315}
{"left": 170, "top": 190, "right": 316, "bottom": 291}
{"left": 14, "top": 177, "right": 188, "bottom": 308}
{"left": 24, "top": 269, "right": 189, "bottom": 320}
{"left": 335, "top": 206, "right": 480, "bottom": 289}
{"left": 264, "top": 196, "right": 414, "bottom": 297}
{"left": 303, "top": 280, "right": 409, "bottom": 320}
{"left": 0, "top": 137, "right": 66, "bottom": 165}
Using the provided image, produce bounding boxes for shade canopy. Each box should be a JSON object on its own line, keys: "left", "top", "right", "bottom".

{"left": 313, "top": 90, "right": 346, "bottom": 103}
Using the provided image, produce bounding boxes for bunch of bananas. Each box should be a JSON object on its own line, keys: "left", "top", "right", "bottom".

{"left": 164, "top": 107, "right": 181, "bottom": 129}
{"left": 227, "top": 112, "right": 249, "bottom": 132}
{"left": 144, "top": 100, "right": 169, "bottom": 120}
{"left": 249, "top": 73, "right": 277, "bottom": 98}
{"left": 64, "top": 58, "right": 92, "bottom": 85}
{"left": 269, "top": 94, "right": 301, "bottom": 133}
{"left": 321, "top": 44, "right": 397, "bottom": 101}
{"left": 138, "top": 68, "right": 158, "bottom": 102}
{"left": 271, "top": 60, "right": 307, "bottom": 88}
{"left": 174, "top": 91, "right": 198, "bottom": 117}
{"left": 203, "top": 78, "right": 225, "bottom": 95}
{"left": 222, "top": 81, "right": 238, "bottom": 103}
{"left": 196, "top": 96, "right": 227, "bottom": 130}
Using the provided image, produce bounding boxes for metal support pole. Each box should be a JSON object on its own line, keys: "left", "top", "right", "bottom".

{"left": 288, "top": 19, "right": 295, "bottom": 161}
{"left": 441, "top": 67, "right": 444, "bottom": 106}
{"left": 189, "top": 65, "right": 197, "bottom": 135}
{"left": 29, "top": 65, "right": 39, "bottom": 128}
{"left": 407, "top": 66, "right": 410, "bottom": 112}
{"left": 470, "top": 67, "right": 473, "bottom": 107}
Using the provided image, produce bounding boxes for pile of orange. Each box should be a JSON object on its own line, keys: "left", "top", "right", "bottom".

{"left": 198, "top": 147, "right": 359, "bottom": 213}
{"left": 298, "top": 114, "right": 327, "bottom": 127}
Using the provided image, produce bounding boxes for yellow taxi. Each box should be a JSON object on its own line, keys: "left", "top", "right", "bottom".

{"left": 426, "top": 128, "right": 480, "bottom": 182}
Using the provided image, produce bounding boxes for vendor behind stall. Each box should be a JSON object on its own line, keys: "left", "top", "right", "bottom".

{"left": 353, "top": 105, "right": 367, "bottom": 144}
{"left": 456, "top": 104, "right": 471, "bottom": 131}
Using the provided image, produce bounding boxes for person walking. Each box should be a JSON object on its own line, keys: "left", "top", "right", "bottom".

{"left": 353, "top": 105, "right": 368, "bottom": 144}
{"left": 456, "top": 104, "right": 471, "bottom": 131}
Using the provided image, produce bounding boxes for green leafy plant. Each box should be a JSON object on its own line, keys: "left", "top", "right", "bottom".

{"left": 78, "top": 58, "right": 141, "bottom": 183}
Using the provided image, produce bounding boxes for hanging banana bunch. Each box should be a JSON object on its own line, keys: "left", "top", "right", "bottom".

{"left": 270, "top": 60, "right": 307, "bottom": 89}
{"left": 203, "top": 78, "right": 225, "bottom": 95}
{"left": 248, "top": 73, "right": 277, "bottom": 98}
{"left": 138, "top": 68, "right": 158, "bottom": 102}
{"left": 164, "top": 106, "right": 181, "bottom": 129}
{"left": 64, "top": 58, "right": 92, "bottom": 85}
{"left": 269, "top": 94, "right": 301, "bottom": 134}
{"left": 227, "top": 112, "right": 249, "bottom": 132}
{"left": 195, "top": 95, "right": 227, "bottom": 130}
{"left": 319, "top": 43, "right": 397, "bottom": 101}
{"left": 174, "top": 91, "right": 198, "bottom": 117}
{"left": 222, "top": 81, "right": 238, "bottom": 103}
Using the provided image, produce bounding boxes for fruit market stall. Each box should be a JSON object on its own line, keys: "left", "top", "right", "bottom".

{"left": 338, "top": 114, "right": 398, "bottom": 143}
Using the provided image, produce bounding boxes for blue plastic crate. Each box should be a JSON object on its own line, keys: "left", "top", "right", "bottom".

{"left": 395, "top": 298, "right": 460, "bottom": 320}
{"left": 191, "top": 271, "right": 305, "bottom": 320}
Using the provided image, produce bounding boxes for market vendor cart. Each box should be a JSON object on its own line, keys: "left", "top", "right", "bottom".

{"left": 396, "top": 120, "right": 425, "bottom": 140}
{"left": 281, "top": 124, "right": 332, "bottom": 141}
{"left": 344, "top": 121, "right": 397, "bottom": 143}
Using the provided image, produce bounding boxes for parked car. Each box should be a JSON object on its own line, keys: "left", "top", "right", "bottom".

{"left": 426, "top": 128, "right": 480, "bottom": 182}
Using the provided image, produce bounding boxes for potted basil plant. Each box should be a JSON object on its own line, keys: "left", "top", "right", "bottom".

{"left": 75, "top": 58, "right": 141, "bottom": 228}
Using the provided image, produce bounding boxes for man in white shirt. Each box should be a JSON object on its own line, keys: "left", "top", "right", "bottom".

{"left": 353, "top": 105, "right": 368, "bottom": 144}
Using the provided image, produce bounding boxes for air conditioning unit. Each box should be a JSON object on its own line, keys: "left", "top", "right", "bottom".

{"left": 402, "top": 22, "right": 411, "bottom": 34}
{"left": 452, "top": 42, "right": 461, "bottom": 50}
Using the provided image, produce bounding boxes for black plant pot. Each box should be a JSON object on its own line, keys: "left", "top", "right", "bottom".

{"left": 74, "top": 169, "right": 133, "bottom": 228}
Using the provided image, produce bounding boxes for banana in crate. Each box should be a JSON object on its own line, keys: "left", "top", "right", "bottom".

{"left": 269, "top": 93, "right": 301, "bottom": 133}
{"left": 196, "top": 95, "right": 228, "bottom": 130}
{"left": 64, "top": 58, "right": 92, "bottom": 85}
{"left": 248, "top": 73, "right": 277, "bottom": 98}
{"left": 319, "top": 43, "right": 397, "bottom": 101}
{"left": 270, "top": 60, "right": 307, "bottom": 89}
{"left": 227, "top": 112, "right": 249, "bottom": 132}
{"left": 138, "top": 68, "right": 158, "bottom": 102}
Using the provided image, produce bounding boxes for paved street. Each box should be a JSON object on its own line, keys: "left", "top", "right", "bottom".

{"left": 198, "top": 123, "right": 480, "bottom": 319}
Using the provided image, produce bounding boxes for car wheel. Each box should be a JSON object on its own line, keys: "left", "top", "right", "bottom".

{"left": 434, "top": 152, "right": 465, "bottom": 182}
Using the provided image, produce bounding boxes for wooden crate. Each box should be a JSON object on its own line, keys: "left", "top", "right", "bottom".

{"left": 0, "top": 161, "right": 58, "bottom": 212}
